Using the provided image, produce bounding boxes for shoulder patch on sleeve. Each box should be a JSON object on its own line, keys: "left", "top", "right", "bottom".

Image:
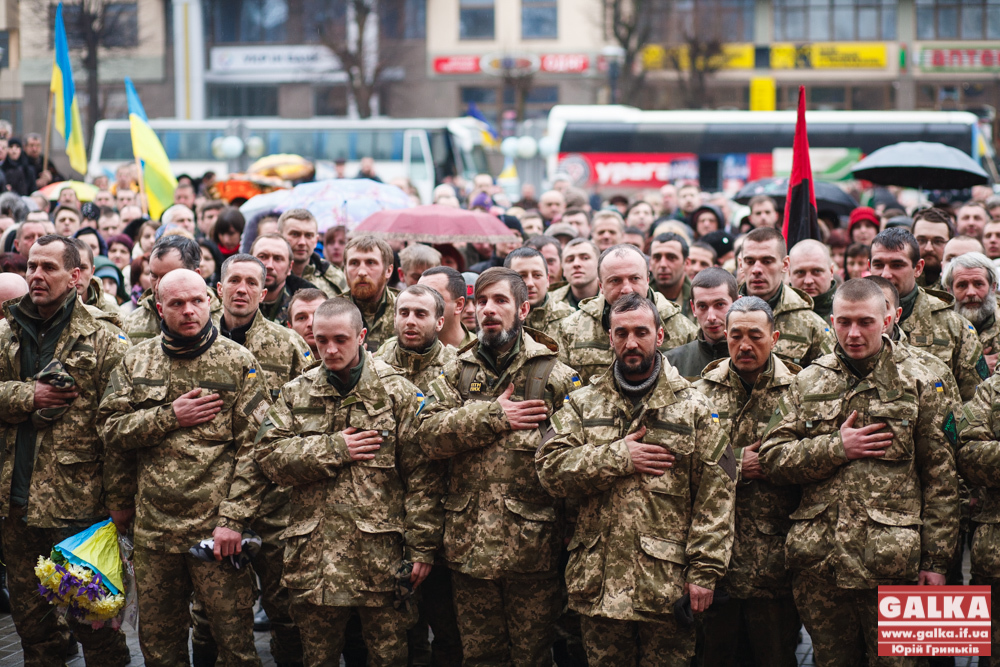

{"left": 942, "top": 411, "right": 959, "bottom": 447}
{"left": 977, "top": 355, "right": 990, "bottom": 380}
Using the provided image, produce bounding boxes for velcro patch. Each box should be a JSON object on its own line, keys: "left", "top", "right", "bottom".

{"left": 717, "top": 442, "right": 737, "bottom": 482}
{"left": 977, "top": 355, "right": 990, "bottom": 380}
{"left": 942, "top": 411, "right": 959, "bottom": 447}
{"left": 254, "top": 418, "right": 276, "bottom": 444}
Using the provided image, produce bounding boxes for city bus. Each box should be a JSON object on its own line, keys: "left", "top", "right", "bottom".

{"left": 88, "top": 116, "right": 496, "bottom": 204}
{"left": 546, "top": 105, "right": 998, "bottom": 193}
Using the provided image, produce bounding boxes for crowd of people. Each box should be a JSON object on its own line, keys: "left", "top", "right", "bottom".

{"left": 0, "top": 156, "right": 999, "bottom": 667}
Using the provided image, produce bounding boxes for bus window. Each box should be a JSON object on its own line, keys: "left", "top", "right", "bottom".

{"left": 406, "top": 132, "right": 430, "bottom": 183}
{"left": 160, "top": 130, "right": 225, "bottom": 161}
{"left": 99, "top": 129, "right": 135, "bottom": 161}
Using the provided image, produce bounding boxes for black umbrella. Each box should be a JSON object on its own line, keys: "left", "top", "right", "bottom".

{"left": 849, "top": 141, "right": 989, "bottom": 189}
{"left": 734, "top": 178, "right": 858, "bottom": 217}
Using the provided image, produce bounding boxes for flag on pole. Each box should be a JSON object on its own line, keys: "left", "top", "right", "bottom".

{"left": 50, "top": 3, "right": 88, "bottom": 175}
{"left": 782, "top": 86, "right": 822, "bottom": 250}
{"left": 125, "top": 78, "right": 177, "bottom": 220}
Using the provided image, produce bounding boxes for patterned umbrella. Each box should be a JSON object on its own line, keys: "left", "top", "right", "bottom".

{"left": 39, "top": 180, "right": 99, "bottom": 202}
{"left": 355, "top": 205, "right": 519, "bottom": 244}
{"left": 238, "top": 178, "right": 411, "bottom": 232}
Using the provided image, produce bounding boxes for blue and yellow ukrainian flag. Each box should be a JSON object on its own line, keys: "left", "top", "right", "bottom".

{"left": 50, "top": 3, "right": 88, "bottom": 175}
{"left": 125, "top": 77, "right": 177, "bottom": 220}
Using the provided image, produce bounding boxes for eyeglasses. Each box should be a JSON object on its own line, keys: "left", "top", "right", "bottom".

{"left": 915, "top": 236, "right": 947, "bottom": 248}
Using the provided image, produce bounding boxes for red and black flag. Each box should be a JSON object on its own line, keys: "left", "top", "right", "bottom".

{"left": 782, "top": 86, "right": 822, "bottom": 249}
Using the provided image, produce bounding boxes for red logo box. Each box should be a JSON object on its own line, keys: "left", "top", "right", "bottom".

{"left": 877, "top": 586, "right": 992, "bottom": 657}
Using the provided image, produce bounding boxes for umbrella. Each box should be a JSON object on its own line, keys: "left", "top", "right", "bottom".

{"left": 355, "top": 205, "right": 519, "bottom": 244}
{"left": 849, "top": 141, "right": 989, "bottom": 189}
{"left": 238, "top": 178, "right": 411, "bottom": 232}
{"left": 734, "top": 178, "right": 858, "bottom": 217}
{"left": 39, "top": 180, "right": 99, "bottom": 202}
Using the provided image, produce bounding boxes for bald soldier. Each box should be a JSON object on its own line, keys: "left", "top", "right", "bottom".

{"left": 101, "top": 269, "right": 270, "bottom": 667}
{"left": 0, "top": 273, "right": 28, "bottom": 313}
{"left": 788, "top": 240, "right": 839, "bottom": 322}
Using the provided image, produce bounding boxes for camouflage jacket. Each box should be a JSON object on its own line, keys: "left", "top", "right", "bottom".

{"left": 975, "top": 314, "right": 1000, "bottom": 363}
{"left": 555, "top": 291, "right": 698, "bottom": 386}
{"left": 759, "top": 339, "right": 960, "bottom": 587}
{"left": 900, "top": 288, "right": 986, "bottom": 402}
{"left": 375, "top": 337, "right": 456, "bottom": 392}
{"left": 526, "top": 294, "right": 575, "bottom": 343}
{"left": 342, "top": 288, "right": 398, "bottom": 354}
{"left": 0, "top": 297, "right": 129, "bottom": 526}
{"left": 416, "top": 331, "right": 579, "bottom": 579}
{"left": 694, "top": 356, "right": 801, "bottom": 599}
{"left": 234, "top": 312, "right": 315, "bottom": 401}
{"left": 124, "top": 289, "right": 223, "bottom": 343}
{"left": 99, "top": 335, "right": 271, "bottom": 552}
{"left": 655, "top": 276, "right": 693, "bottom": 321}
{"left": 740, "top": 284, "right": 835, "bottom": 368}
{"left": 85, "top": 277, "right": 121, "bottom": 317}
{"left": 550, "top": 284, "right": 595, "bottom": 312}
{"left": 536, "top": 359, "right": 736, "bottom": 621}
{"left": 956, "top": 373, "right": 1000, "bottom": 579}
{"left": 300, "top": 253, "right": 347, "bottom": 298}
{"left": 253, "top": 356, "right": 444, "bottom": 606}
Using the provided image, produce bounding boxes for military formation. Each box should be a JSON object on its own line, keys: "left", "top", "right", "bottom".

{"left": 1, "top": 221, "right": 998, "bottom": 667}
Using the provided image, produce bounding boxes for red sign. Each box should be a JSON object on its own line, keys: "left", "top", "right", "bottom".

{"left": 433, "top": 56, "right": 481, "bottom": 75}
{"left": 540, "top": 54, "right": 590, "bottom": 74}
{"left": 878, "top": 586, "right": 992, "bottom": 658}
{"left": 920, "top": 48, "right": 1000, "bottom": 71}
{"left": 557, "top": 152, "right": 699, "bottom": 189}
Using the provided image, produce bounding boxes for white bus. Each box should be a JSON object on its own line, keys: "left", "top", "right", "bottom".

{"left": 546, "top": 105, "right": 998, "bottom": 193}
{"left": 88, "top": 116, "right": 496, "bottom": 204}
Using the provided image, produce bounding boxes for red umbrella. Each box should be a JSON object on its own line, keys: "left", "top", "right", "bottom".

{"left": 354, "top": 205, "right": 519, "bottom": 243}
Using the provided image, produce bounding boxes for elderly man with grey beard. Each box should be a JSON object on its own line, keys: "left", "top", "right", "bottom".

{"left": 945, "top": 252, "right": 1000, "bottom": 375}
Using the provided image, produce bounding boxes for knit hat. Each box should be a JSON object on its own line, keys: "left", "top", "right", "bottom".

{"left": 849, "top": 207, "right": 880, "bottom": 234}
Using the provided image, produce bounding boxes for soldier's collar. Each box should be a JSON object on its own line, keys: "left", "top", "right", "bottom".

{"left": 395, "top": 338, "right": 442, "bottom": 371}
{"left": 834, "top": 337, "right": 904, "bottom": 401}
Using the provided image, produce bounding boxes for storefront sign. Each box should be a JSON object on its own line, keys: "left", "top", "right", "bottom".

{"left": 918, "top": 46, "right": 1000, "bottom": 72}
{"left": 641, "top": 43, "right": 753, "bottom": 71}
{"left": 771, "top": 43, "right": 887, "bottom": 69}
{"left": 433, "top": 53, "right": 591, "bottom": 76}
{"left": 557, "top": 152, "right": 699, "bottom": 189}
{"left": 210, "top": 45, "right": 340, "bottom": 73}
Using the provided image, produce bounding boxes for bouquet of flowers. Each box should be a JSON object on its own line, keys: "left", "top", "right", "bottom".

{"left": 34, "top": 518, "right": 131, "bottom": 629}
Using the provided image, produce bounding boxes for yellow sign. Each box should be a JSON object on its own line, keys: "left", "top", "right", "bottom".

{"left": 641, "top": 43, "right": 753, "bottom": 71}
{"left": 771, "top": 43, "right": 888, "bottom": 69}
{"left": 750, "top": 77, "right": 776, "bottom": 111}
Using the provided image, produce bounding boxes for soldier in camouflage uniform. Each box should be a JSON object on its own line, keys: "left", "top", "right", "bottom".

{"left": 870, "top": 228, "right": 987, "bottom": 401}
{"left": 556, "top": 244, "right": 697, "bottom": 385}
{"left": 252, "top": 234, "right": 320, "bottom": 326}
{"left": 550, "top": 238, "right": 601, "bottom": 312}
{"left": 253, "top": 298, "right": 444, "bottom": 666}
{"left": 416, "top": 268, "right": 579, "bottom": 666}
{"left": 70, "top": 237, "right": 121, "bottom": 318}
{"left": 279, "top": 209, "right": 347, "bottom": 297}
{"left": 664, "top": 268, "right": 737, "bottom": 381}
{"left": 375, "top": 285, "right": 461, "bottom": 666}
{"left": 342, "top": 235, "right": 399, "bottom": 353}
{"left": 418, "top": 267, "right": 477, "bottom": 350}
{"left": 0, "top": 236, "right": 130, "bottom": 666}
{"left": 943, "top": 252, "right": 1000, "bottom": 375}
{"left": 537, "top": 292, "right": 736, "bottom": 665}
{"left": 505, "top": 247, "right": 574, "bottom": 342}
{"left": 100, "top": 269, "right": 270, "bottom": 667}
{"left": 650, "top": 232, "right": 694, "bottom": 321}
{"left": 192, "top": 254, "right": 315, "bottom": 667}
{"left": 738, "top": 228, "right": 835, "bottom": 367}
{"left": 693, "top": 297, "right": 801, "bottom": 667}
{"left": 955, "top": 373, "right": 1000, "bottom": 660}
{"left": 125, "top": 234, "right": 223, "bottom": 342}
{"left": 759, "top": 279, "right": 960, "bottom": 667}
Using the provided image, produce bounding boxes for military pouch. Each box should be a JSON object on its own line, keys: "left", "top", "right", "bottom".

{"left": 31, "top": 359, "right": 76, "bottom": 428}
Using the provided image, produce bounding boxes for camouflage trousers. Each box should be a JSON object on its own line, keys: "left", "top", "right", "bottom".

{"left": 133, "top": 544, "right": 261, "bottom": 667}
{"left": 971, "top": 577, "right": 999, "bottom": 663}
{"left": 451, "top": 570, "right": 561, "bottom": 667}
{"left": 579, "top": 613, "right": 695, "bottom": 666}
{"left": 289, "top": 598, "right": 416, "bottom": 667}
{"left": 2, "top": 505, "right": 131, "bottom": 667}
{"left": 698, "top": 594, "right": 801, "bottom": 667}
{"left": 407, "top": 561, "right": 463, "bottom": 666}
{"left": 793, "top": 572, "right": 915, "bottom": 667}
{"left": 191, "top": 496, "right": 303, "bottom": 664}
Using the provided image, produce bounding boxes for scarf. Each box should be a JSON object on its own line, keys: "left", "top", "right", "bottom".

{"left": 160, "top": 319, "right": 218, "bottom": 360}
{"left": 327, "top": 347, "right": 366, "bottom": 395}
{"left": 899, "top": 286, "right": 919, "bottom": 324}
{"left": 613, "top": 353, "right": 661, "bottom": 405}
